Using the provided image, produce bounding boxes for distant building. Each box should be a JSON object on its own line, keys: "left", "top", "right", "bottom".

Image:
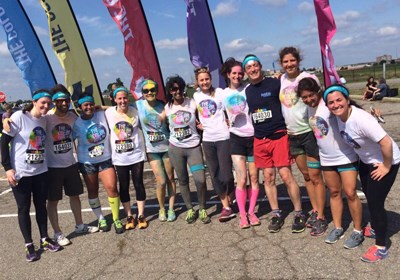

{"left": 376, "top": 54, "right": 392, "bottom": 63}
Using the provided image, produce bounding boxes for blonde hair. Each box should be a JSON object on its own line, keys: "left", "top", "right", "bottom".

{"left": 194, "top": 67, "right": 215, "bottom": 97}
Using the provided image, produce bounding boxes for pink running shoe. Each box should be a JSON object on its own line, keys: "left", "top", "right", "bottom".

{"left": 248, "top": 212, "right": 261, "bottom": 226}
{"left": 240, "top": 214, "right": 250, "bottom": 229}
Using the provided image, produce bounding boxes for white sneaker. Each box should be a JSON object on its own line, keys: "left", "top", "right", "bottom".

{"left": 75, "top": 224, "right": 99, "bottom": 234}
{"left": 55, "top": 233, "right": 71, "bottom": 246}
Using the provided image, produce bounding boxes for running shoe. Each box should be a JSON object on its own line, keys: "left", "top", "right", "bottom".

{"left": 364, "top": 226, "right": 376, "bottom": 239}
{"left": 218, "top": 207, "right": 235, "bottom": 222}
{"left": 185, "top": 208, "right": 197, "bottom": 224}
{"left": 361, "top": 246, "right": 388, "bottom": 263}
{"left": 325, "top": 228, "right": 344, "bottom": 244}
{"left": 167, "top": 209, "right": 176, "bottom": 222}
{"left": 199, "top": 209, "right": 211, "bottom": 224}
{"left": 240, "top": 214, "right": 250, "bottom": 229}
{"left": 137, "top": 215, "right": 148, "bottom": 229}
{"left": 306, "top": 210, "right": 318, "bottom": 228}
{"left": 248, "top": 212, "right": 261, "bottom": 226}
{"left": 54, "top": 233, "right": 71, "bottom": 246}
{"left": 310, "top": 218, "right": 328, "bottom": 237}
{"left": 114, "top": 219, "right": 125, "bottom": 234}
{"left": 25, "top": 244, "right": 39, "bottom": 262}
{"left": 292, "top": 213, "right": 307, "bottom": 233}
{"left": 343, "top": 231, "right": 364, "bottom": 249}
{"left": 98, "top": 219, "right": 110, "bottom": 232}
{"left": 40, "top": 237, "right": 62, "bottom": 252}
{"left": 125, "top": 216, "right": 135, "bottom": 230}
{"left": 75, "top": 224, "right": 99, "bottom": 234}
{"left": 159, "top": 208, "right": 167, "bottom": 222}
{"left": 268, "top": 214, "right": 285, "bottom": 233}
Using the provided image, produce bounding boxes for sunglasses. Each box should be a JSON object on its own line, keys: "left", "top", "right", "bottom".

{"left": 194, "top": 66, "right": 209, "bottom": 74}
{"left": 142, "top": 88, "right": 157, "bottom": 94}
{"left": 170, "top": 86, "right": 180, "bottom": 92}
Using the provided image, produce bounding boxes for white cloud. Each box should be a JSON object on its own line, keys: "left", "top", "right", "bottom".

{"left": 336, "top": 11, "right": 360, "bottom": 28}
{"left": 297, "top": 2, "right": 313, "bottom": 12}
{"left": 252, "top": 0, "right": 287, "bottom": 7}
{"left": 34, "top": 26, "right": 48, "bottom": 36}
{"left": 155, "top": 38, "right": 186, "bottom": 49}
{"left": 254, "top": 44, "right": 274, "bottom": 53}
{"left": 176, "top": 57, "right": 186, "bottom": 64}
{"left": 0, "top": 42, "right": 9, "bottom": 56}
{"left": 77, "top": 16, "right": 101, "bottom": 26}
{"left": 212, "top": 1, "right": 239, "bottom": 17}
{"left": 376, "top": 26, "right": 398, "bottom": 36}
{"left": 150, "top": 10, "right": 175, "bottom": 19}
{"left": 331, "top": 37, "right": 353, "bottom": 47}
{"left": 90, "top": 47, "right": 117, "bottom": 57}
{"left": 224, "top": 38, "right": 250, "bottom": 51}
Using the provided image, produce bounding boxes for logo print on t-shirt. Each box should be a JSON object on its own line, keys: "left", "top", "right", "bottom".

{"left": 86, "top": 124, "right": 107, "bottom": 144}
{"left": 52, "top": 123, "right": 73, "bottom": 154}
{"left": 114, "top": 121, "right": 134, "bottom": 140}
{"left": 225, "top": 94, "right": 246, "bottom": 115}
{"left": 340, "top": 131, "right": 361, "bottom": 149}
{"left": 171, "top": 110, "right": 192, "bottom": 125}
{"left": 309, "top": 116, "right": 329, "bottom": 139}
{"left": 29, "top": 126, "right": 46, "bottom": 150}
{"left": 198, "top": 99, "right": 217, "bottom": 118}
{"left": 144, "top": 113, "right": 162, "bottom": 130}
{"left": 280, "top": 84, "right": 299, "bottom": 108}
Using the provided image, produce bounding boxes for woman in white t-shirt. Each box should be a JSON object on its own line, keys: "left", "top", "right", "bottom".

{"left": 105, "top": 87, "right": 147, "bottom": 230}
{"left": 193, "top": 67, "right": 235, "bottom": 223}
{"left": 164, "top": 75, "right": 210, "bottom": 224}
{"left": 297, "top": 78, "right": 364, "bottom": 249}
{"left": 1, "top": 90, "right": 61, "bottom": 261}
{"left": 324, "top": 84, "right": 400, "bottom": 263}
{"left": 278, "top": 46, "right": 326, "bottom": 235}
{"left": 219, "top": 58, "right": 260, "bottom": 229}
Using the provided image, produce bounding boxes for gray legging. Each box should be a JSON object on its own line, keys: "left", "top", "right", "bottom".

{"left": 168, "top": 144, "right": 207, "bottom": 210}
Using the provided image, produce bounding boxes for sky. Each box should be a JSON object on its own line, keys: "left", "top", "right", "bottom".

{"left": 1, "top": 0, "right": 399, "bottom": 101}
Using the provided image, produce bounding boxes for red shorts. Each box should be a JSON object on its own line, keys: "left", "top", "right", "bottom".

{"left": 253, "top": 135, "right": 293, "bottom": 168}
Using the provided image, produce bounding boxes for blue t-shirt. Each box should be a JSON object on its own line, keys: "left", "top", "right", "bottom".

{"left": 245, "top": 77, "right": 286, "bottom": 139}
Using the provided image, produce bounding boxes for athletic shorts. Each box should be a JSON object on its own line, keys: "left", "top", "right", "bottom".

{"left": 48, "top": 164, "right": 84, "bottom": 201}
{"left": 229, "top": 133, "right": 254, "bottom": 161}
{"left": 78, "top": 159, "right": 114, "bottom": 175}
{"left": 147, "top": 151, "right": 168, "bottom": 162}
{"left": 253, "top": 134, "right": 293, "bottom": 168}
{"left": 321, "top": 162, "right": 359, "bottom": 173}
{"left": 288, "top": 131, "right": 319, "bottom": 158}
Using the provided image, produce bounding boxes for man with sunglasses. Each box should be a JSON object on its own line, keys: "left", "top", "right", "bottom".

{"left": 46, "top": 84, "right": 98, "bottom": 246}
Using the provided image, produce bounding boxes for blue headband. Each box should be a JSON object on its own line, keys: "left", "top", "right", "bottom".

{"left": 78, "top": 96, "right": 95, "bottom": 106}
{"left": 32, "top": 92, "right": 51, "bottom": 101}
{"left": 323, "top": 85, "right": 349, "bottom": 103}
{"left": 113, "top": 87, "right": 129, "bottom": 98}
{"left": 242, "top": 56, "right": 260, "bottom": 69}
{"left": 52, "top": 92, "right": 70, "bottom": 101}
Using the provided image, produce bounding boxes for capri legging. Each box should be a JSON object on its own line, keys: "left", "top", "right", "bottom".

{"left": 12, "top": 172, "right": 49, "bottom": 243}
{"left": 359, "top": 161, "right": 399, "bottom": 247}
{"left": 115, "top": 161, "right": 146, "bottom": 202}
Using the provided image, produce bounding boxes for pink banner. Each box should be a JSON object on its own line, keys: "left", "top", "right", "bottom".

{"left": 314, "top": 0, "right": 341, "bottom": 87}
{"left": 103, "top": 0, "right": 165, "bottom": 101}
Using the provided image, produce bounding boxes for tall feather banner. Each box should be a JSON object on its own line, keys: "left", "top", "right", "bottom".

{"left": 186, "top": 0, "right": 225, "bottom": 88}
{"left": 314, "top": 0, "right": 341, "bottom": 87}
{"left": 0, "top": 0, "right": 56, "bottom": 96}
{"left": 103, "top": 0, "right": 165, "bottom": 101}
{"left": 40, "top": 0, "right": 103, "bottom": 105}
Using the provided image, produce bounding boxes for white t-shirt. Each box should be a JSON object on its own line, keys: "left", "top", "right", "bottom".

{"left": 45, "top": 112, "right": 77, "bottom": 168}
{"left": 308, "top": 99, "right": 358, "bottom": 166}
{"left": 193, "top": 89, "right": 230, "bottom": 142}
{"left": 280, "top": 72, "right": 318, "bottom": 135}
{"left": 165, "top": 98, "right": 201, "bottom": 148}
{"left": 336, "top": 106, "right": 400, "bottom": 165}
{"left": 105, "top": 106, "right": 146, "bottom": 166}
{"left": 4, "top": 110, "right": 48, "bottom": 178}
{"left": 72, "top": 111, "right": 112, "bottom": 164}
{"left": 221, "top": 86, "right": 254, "bottom": 137}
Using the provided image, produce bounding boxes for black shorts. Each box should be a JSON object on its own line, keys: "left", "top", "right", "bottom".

{"left": 288, "top": 131, "right": 319, "bottom": 159}
{"left": 229, "top": 133, "right": 254, "bottom": 161}
{"left": 48, "top": 164, "right": 84, "bottom": 201}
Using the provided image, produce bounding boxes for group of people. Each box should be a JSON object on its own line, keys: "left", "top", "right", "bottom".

{"left": 1, "top": 46, "right": 399, "bottom": 264}
{"left": 363, "top": 76, "right": 389, "bottom": 101}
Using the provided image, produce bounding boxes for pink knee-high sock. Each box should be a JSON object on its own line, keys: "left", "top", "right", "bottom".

{"left": 248, "top": 188, "right": 259, "bottom": 214}
{"left": 235, "top": 188, "right": 247, "bottom": 215}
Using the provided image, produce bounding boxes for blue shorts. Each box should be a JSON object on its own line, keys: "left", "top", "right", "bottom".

{"left": 78, "top": 159, "right": 114, "bottom": 175}
{"left": 321, "top": 162, "right": 359, "bottom": 173}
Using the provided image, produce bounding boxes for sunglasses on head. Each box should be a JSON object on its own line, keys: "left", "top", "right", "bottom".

{"left": 142, "top": 88, "right": 157, "bottom": 94}
{"left": 194, "top": 66, "right": 209, "bottom": 74}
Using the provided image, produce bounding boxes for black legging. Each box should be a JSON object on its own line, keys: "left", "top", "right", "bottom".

{"left": 115, "top": 161, "right": 146, "bottom": 202}
{"left": 359, "top": 161, "right": 399, "bottom": 247}
{"left": 12, "top": 172, "right": 49, "bottom": 244}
